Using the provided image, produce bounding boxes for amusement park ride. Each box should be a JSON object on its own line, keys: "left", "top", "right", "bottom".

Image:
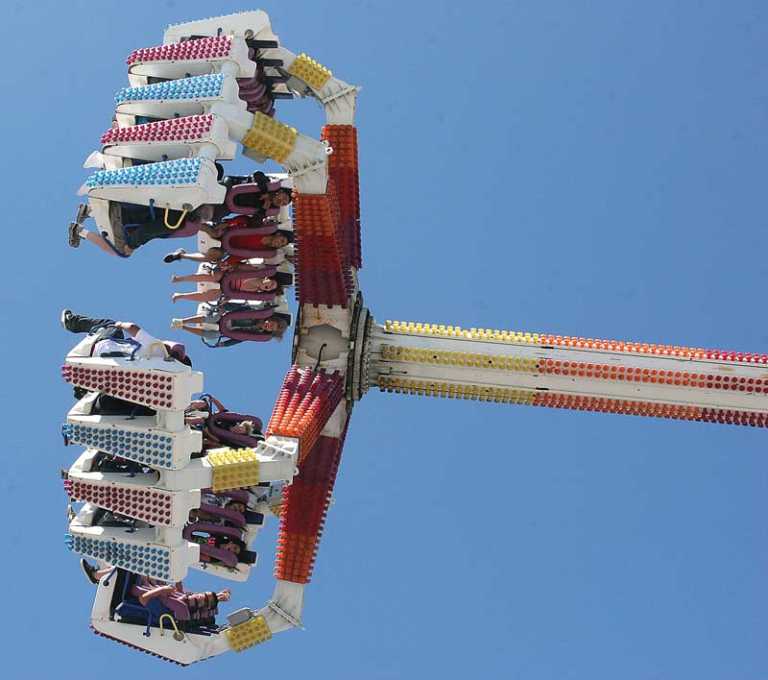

{"left": 60, "top": 9, "right": 768, "bottom": 666}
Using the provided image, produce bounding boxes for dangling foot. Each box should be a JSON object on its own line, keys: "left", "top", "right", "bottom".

{"left": 163, "top": 248, "right": 186, "bottom": 263}
{"left": 68, "top": 222, "right": 82, "bottom": 248}
{"left": 80, "top": 558, "right": 99, "bottom": 585}
{"left": 171, "top": 274, "right": 181, "bottom": 283}
{"left": 170, "top": 318, "right": 183, "bottom": 329}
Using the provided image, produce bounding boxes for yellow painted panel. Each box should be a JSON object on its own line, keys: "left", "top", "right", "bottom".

{"left": 288, "top": 53, "right": 332, "bottom": 90}
{"left": 225, "top": 614, "right": 272, "bottom": 652}
{"left": 241, "top": 112, "right": 298, "bottom": 163}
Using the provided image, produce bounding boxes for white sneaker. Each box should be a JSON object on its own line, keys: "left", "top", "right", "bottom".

{"left": 170, "top": 318, "right": 183, "bottom": 329}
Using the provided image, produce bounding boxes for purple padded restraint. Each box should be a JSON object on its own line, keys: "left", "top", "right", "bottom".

{"left": 183, "top": 523, "right": 242, "bottom": 568}
{"left": 218, "top": 308, "right": 275, "bottom": 343}
{"left": 220, "top": 265, "right": 279, "bottom": 302}
{"left": 198, "top": 503, "right": 246, "bottom": 529}
{"left": 208, "top": 410, "right": 264, "bottom": 448}
{"left": 226, "top": 182, "right": 283, "bottom": 216}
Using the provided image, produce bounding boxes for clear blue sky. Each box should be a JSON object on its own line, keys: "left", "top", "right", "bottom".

{"left": 3, "top": 1, "right": 768, "bottom": 678}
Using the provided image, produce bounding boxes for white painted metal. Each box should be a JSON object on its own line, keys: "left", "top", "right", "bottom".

{"left": 163, "top": 10, "right": 275, "bottom": 45}
{"left": 258, "top": 579, "right": 305, "bottom": 634}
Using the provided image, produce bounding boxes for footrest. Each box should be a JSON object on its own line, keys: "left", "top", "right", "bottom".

{"left": 62, "top": 356, "right": 203, "bottom": 412}
{"left": 127, "top": 35, "right": 255, "bottom": 81}
{"left": 82, "top": 157, "right": 226, "bottom": 211}
{"left": 65, "top": 478, "right": 184, "bottom": 527}
{"left": 225, "top": 614, "right": 272, "bottom": 652}
{"left": 68, "top": 522, "right": 197, "bottom": 582}
{"left": 114, "top": 73, "right": 243, "bottom": 120}
{"left": 100, "top": 114, "right": 237, "bottom": 162}
{"left": 63, "top": 416, "right": 201, "bottom": 470}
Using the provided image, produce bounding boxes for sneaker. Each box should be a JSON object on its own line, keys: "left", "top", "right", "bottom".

{"left": 60, "top": 309, "right": 74, "bottom": 331}
{"left": 75, "top": 203, "right": 89, "bottom": 224}
{"left": 164, "top": 248, "right": 186, "bottom": 263}
{"left": 80, "top": 558, "right": 99, "bottom": 585}
{"left": 170, "top": 318, "right": 183, "bottom": 329}
{"left": 68, "top": 222, "right": 81, "bottom": 248}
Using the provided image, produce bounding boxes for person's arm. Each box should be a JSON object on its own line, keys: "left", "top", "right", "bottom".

{"left": 200, "top": 223, "right": 226, "bottom": 240}
{"left": 138, "top": 584, "right": 175, "bottom": 606}
{"left": 133, "top": 328, "right": 162, "bottom": 348}
{"left": 114, "top": 321, "right": 141, "bottom": 337}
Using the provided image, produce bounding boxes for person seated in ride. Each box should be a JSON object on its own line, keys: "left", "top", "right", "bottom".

{"left": 172, "top": 304, "right": 291, "bottom": 346}
{"left": 194, "top": 213, "right": 269, "bottom": 241}
{"left": 163, "top": 229, "right": 294, "bottom": 264}
{"left": 197, "top": 535, "right": 246, "bottom": 563}
{"left": 61, "top": 309, "right": 192, "bottom": 365}
{"left": 220, "top": 169, "right": 292, "bottom": 216}
{"left": 237, "top": 185, "right": 291, "bottom": 214}
{"left": 69, "top": 202, "right": 215, "bottom": 257}
{"left": 78, "top": 562, "right": 230, "bottom": 623}
{"left": 204, "top": 418, "right": 260, "bottom": 449}
{"left": 185, "top": 396, "right": 264, "bottom": 450}
{"left": 132, "top": 576, "right": 231, "bottom": 622}
{"left": 170, "top": 265, "right": 293, "bottom": 304}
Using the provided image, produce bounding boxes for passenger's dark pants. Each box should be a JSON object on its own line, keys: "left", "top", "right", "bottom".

{"left": 66, "top": 314, "right": 115, "bottom": 334}
{"left": 122, "top": 205, "right": 184, "bottom": 249}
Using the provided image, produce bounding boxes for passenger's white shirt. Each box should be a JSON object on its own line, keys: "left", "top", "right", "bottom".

{"left": 67, "top": 326, "right": 165, "bottom": 361}
{"left": 92, "top": 328, "right": 164, "bottom": 359}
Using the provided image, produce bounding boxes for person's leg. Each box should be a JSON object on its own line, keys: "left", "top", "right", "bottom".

{"left": 80, "top": 559, "right": 112, "bottom": 585}
{"left": 80, "top": 230, "right": 133, "bottom": 257}
{"left": 179, "top": 314, "right": 208, "bottom": 324}
{"left": 179, "top": 325, "right": 208, "bottom": 337}
{"left": 181, "top": 248, "right": 225, "bottom": 263}
{"left": 64, "top": 312, "right": 116, "bottom": 334}
{"left": 171, "top": 273, "right": 218, "bottom": 284}
{"left": 124, "top": 219, "right": 172, "bottom": 249}
{"left": 172, "top": 290, "right": 221, "bottom": 303}
{"left": 172, "top": 252, "right": 213, "bottom": 263}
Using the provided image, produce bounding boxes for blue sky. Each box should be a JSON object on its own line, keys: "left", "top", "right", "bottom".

{"left": 3, "top": 1, "right": 768, "bottom": 678}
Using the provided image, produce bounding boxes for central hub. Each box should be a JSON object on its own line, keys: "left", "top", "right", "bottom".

{"left": 302, "top": 324, "right": 345, "bottom": 361}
